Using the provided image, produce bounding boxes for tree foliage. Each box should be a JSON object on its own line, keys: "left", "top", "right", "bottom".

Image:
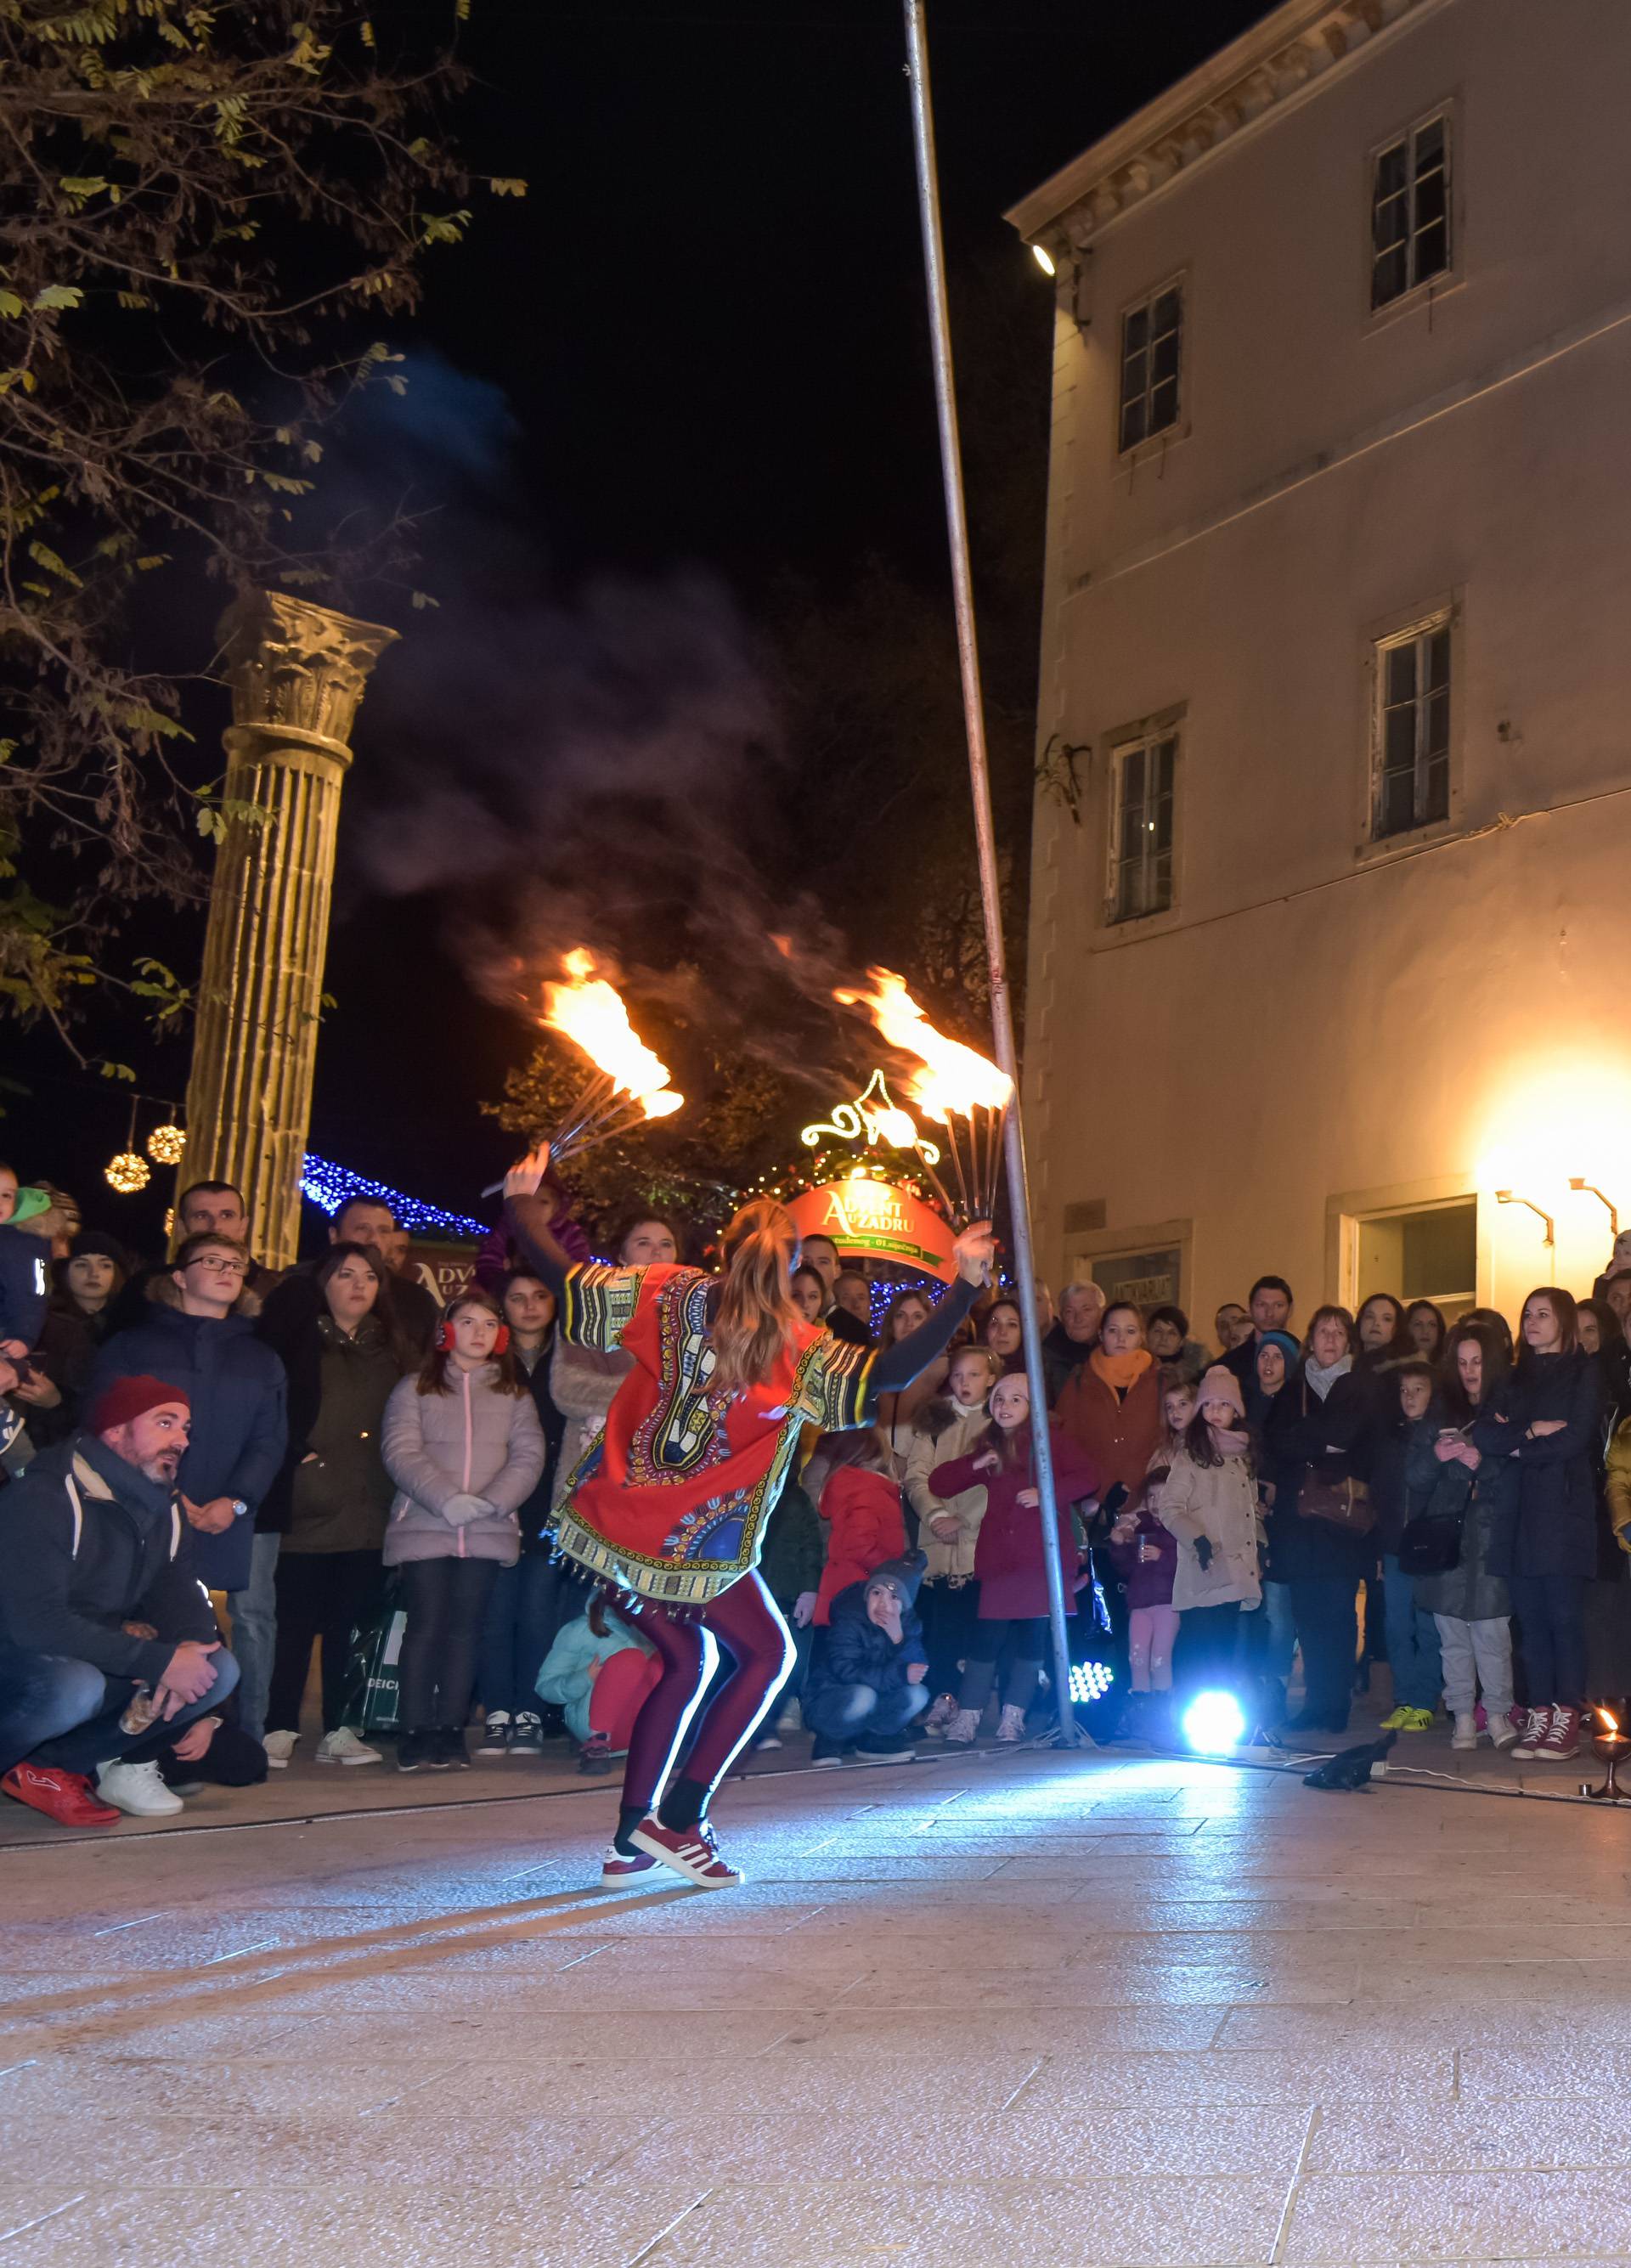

{"left": 0, "top": 0, "right": 511, "bottom": 1050}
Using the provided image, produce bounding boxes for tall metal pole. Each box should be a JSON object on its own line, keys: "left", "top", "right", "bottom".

{"left": 903, "top": 0, "right": 1085, "bottom": 1746}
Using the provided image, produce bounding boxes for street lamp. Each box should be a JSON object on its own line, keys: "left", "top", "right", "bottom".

{"left": 1030, "top": 241, "right": 1056, "bottom": 276}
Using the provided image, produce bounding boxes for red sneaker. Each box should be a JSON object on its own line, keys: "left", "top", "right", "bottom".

{"left": 599, "top": 1845, "right": 658, "bottom": 1890}
{"left": 1542, "top": 1705, "right": 1581, "bottom": 1761}
{"left": 2, "top": 1763, "right": 120, "bottom": 1828}
{"left": 629, "top": 1814, "right": 743, "bottom": 1890}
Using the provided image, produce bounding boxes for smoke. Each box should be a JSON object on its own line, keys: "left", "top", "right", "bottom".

{"left": 338, "top": 353, "right": 857, "bottom": 1086}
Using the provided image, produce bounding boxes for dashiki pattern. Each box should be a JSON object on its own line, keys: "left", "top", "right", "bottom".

{"left": 551, "top": 1261, "right": 874, "bottom": 1606}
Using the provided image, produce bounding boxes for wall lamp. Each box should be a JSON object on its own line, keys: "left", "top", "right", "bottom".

{"left": 1027, "top": 235, "right": 1092, "bottom": 340}
{"left": 1569, "top": 1178, "right": 1620, "bottom": 1237}
{"left": 1496, "top": 1190, "right": 1555, "bottom": 1246}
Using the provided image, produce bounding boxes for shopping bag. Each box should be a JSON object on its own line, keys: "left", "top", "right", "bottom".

{"left": 344, "top": 1584, "right": 407, "bottom": 1733}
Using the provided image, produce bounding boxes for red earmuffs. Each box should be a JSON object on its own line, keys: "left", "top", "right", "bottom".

{"left": 435, "top": 1316, "right": 510, "bottom": 1354}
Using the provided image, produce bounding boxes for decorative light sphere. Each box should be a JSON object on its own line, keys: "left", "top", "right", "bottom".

{"left": 146, "top": 1122, "right": 186, "bottom": 1166}
{"left": 105, "top": 1150, "right": 151, "bottom": 1194}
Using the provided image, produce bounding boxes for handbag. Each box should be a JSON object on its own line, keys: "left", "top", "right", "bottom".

{"left": 1294, "top": 1380, "right": 1376, "bottom": 1536}
{"left": 1396, "top": 1511, "right": 1461, "bottom": 1577}
{"left": 342, "top": 1579, "right": 407, "bottom": 1733}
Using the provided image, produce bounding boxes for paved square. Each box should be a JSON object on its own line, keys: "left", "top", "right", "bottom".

{"left": 3, "top": 1744, "right": 1630, "bottom": 2265}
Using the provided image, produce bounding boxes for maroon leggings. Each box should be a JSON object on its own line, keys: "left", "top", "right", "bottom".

{"left": 618, "top": 1571, "right": 793, "bottom": 1814}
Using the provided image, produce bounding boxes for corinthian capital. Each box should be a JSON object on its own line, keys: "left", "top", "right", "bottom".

{"left": 217, "top": 590, "right": 399, "bottom": 751}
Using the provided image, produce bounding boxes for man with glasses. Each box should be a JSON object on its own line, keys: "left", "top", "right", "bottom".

{"left": 85, "top": 1234, "right": 287, "bottom": 1743}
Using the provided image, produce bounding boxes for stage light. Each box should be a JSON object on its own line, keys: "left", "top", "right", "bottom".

{"left": 1069, "top": 1659, "right": 1114, "bottom": 1706}
{"left": 1031, "top": 242, "right": 1056, "bottom": 277}
{"left": 1182, "top": 1689, "right": 1246, "bottom": 1754}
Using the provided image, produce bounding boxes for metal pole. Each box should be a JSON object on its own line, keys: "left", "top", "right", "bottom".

{"left": 902, "top": 0, "right": 1085, "bottom": 1746}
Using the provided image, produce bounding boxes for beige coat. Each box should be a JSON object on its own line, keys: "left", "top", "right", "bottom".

{"left": 1154, "top": 1447, "right": 1264, "bottom": 1611}
{"left": 548, "top": 1337, "right": 632, "bottom": 1514}
{"left": 904, "top": 1399, "right": 990, "bottom": 1582}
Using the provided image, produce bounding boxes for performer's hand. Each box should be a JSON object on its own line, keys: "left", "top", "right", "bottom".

{"left": 951, "top": 1218, "right": 996, "bottom": 1288}
{"left": 503, "top": 1145, "right": 556, "bottom": 1207}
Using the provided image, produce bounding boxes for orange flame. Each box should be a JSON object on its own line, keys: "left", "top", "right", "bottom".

{"left": 1600, "top": 1707, "right": 1621, "bottom": 1736}
{"left": 543, "top": 950, "right": 683, "bottom": 1120}
{"left": 834, "top": 968, "right": 1013, "bottom": 1125}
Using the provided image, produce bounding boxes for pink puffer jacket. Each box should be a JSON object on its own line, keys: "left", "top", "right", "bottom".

{"left": 381, "top": 1363, "right": 545, "bottom": 1566}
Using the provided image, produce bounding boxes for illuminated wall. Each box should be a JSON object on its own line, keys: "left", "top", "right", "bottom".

{"left": 1015, "top": 0, "right": 1631, "bottom": 1328}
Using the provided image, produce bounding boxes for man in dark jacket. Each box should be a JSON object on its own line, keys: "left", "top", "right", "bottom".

{"left": 0, "top": 1375, "right": 239, "bottom": 1826}
{"left": 257, "top": 1197, "right": 438, "bottom": 1359}
{"left": 87, "top": 1233, "right": 286, "bottom": 1740}
{"left": 1223, "top": 1276, "right": 1297, "bottom": 1390}
{"left": 1041, "top": 1281, "right": 1104, "bottom": 1406}
{"left": 804, "top": 1552, "right": 930, "bottom": 1765}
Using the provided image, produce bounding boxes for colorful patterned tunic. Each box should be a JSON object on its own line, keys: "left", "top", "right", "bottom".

{"left": 551, "top": 1261, "right": 875, "bottom": 1606}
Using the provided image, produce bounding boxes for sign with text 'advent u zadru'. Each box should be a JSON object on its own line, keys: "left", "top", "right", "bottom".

{"left": 787, "top": 1178, "right": 957, "bottom": 1284}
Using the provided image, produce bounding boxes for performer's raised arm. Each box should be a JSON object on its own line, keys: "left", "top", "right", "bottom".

{"left": 868, "top": 1221, "right": 993, "bottom": 1402}
{"left": 501, "top": 1145, "right": 573, "bottom": 1296}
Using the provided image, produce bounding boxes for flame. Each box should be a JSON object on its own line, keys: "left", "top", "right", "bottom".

{"left": 1600, "top": 1707, "right": 1621, "bottom": 1736}
{"left": 542, "top": 950, "right": 683, "bottom": 1119}
{"left": 834, "top": 968, "right": 1013, "bottom": 1125}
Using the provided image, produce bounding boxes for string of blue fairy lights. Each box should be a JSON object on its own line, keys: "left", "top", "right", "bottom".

{"left": 299, "top": 1153, "right": 488, "bottom": 1239}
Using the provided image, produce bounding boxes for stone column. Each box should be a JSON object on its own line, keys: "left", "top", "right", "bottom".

{"left": 182, "top": 591, "right": 398, "bottom": 1268}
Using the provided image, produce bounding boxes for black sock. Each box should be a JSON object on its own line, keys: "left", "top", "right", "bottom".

{"left": 657, "top": 1774, "right": 708, "bottom": 1833}
{"left": 613, "top": 1803, "right": 646, "bottom": 1857}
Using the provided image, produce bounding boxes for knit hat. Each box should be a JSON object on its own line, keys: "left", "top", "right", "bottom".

{"left": 1253, "top": 1329, "right": 1301, "bottom": 1377}
{"left": 86, "top": 1374, "right": 190, "bottom": 1436}
{"left": 1195, "top": 1364, "right": 1246, "bottom": 1419}
{"left": 866, "top": 1550, "right": 928, "bottom": 1610}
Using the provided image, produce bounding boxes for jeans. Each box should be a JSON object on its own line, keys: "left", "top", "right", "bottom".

{"left": 478, "top": 1553, "right": 590, "bottom": 1718}
{"left": 1248, "top": 1580, "right": 1298, "bottom": 1714}
{"left": 31, "top": 1647, "right": 240, "bottom": 1774}
{"left": 1174, "top": 1601, "right": 1243, "bottom": 1697}
{"left": 920, "top": 1578, "right": 980, "bottom": 1698}
{"left": 1435, "top": 1613, "right": 1514, "bottom": 1719}
{"left": 1288, "top": 1577, "right": 1358, "bottom": 1729}
{"left": 1382, "top": 1553, "right": 1444, "bottom": 1712}
{"left": 1507, "top": 1572, "right": 1588, "bottom": 1708}
{"left": 0, "top": 1646, "right": 108, "bottom": 1775}
{"left": 225, "top": 1529, "right": 280, "bottom": 1742}
{"left": 398, "top": 1557, "right": 500, "bottom": 1731}
{"left": 804, "top": 1678, "right": 928, "bottom": 1747}
{"left": 267, "top": 1548, "right": 382, "bottom": 1736}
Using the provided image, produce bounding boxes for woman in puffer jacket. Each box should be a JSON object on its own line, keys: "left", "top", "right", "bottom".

{"left": 382, "top": 1289, "right": 545, "bottom": 1770}
{"left": 903, "top": 1343, "right": 999, "bottom": 1733}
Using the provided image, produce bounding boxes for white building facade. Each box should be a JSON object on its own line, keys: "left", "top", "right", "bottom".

{"left": 1007, "top": 0, "right": 1631, "bottom": 1331}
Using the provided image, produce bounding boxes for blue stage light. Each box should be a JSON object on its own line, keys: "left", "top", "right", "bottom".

{"left": 1069, "top": 1659, "right": 1115, "bottom": 1706}
{"left": 1181, "top": 1689, "right": 1246, "bottom": 1753}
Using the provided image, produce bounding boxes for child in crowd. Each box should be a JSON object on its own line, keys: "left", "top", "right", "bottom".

{"left": 534, "top": 1597, "right": 662, "bottom": 1774}
{"left": 904, "top": 1343, "right": 1000, "bottom": 1735}
{"left": 813, "top": 1431, "right": 906, "bottom": 1626}
{"left": 804, "top": 1553, "right": 930, "bottom": 1766}
{"left": 1154, "top": 1366, "right": 1263, "bottom": 1699}
{"left": 381, "top": 1291, "right": 546, "bottom": 1771}
{"left": 1106, "top": 1479, "right": 1178, "bottom": 1707}
{"left": 930, "top": 1372, "right": 1098, "bottom": 1746}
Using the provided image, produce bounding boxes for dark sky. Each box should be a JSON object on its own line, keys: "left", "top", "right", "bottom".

{"left": 14, "top": 0, "right": 1269, "bottom": 1245}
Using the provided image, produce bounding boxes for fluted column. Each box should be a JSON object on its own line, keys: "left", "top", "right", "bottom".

{"left": 182, "top": 591, "right": 398, "bottom": 1267}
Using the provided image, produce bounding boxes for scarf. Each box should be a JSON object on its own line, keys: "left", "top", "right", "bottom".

{"left": 1211, "top": 1423, "right": 1250, "bottom": 1459}
{"left": 1090, "top": 1346, "right": 1154, "bottom": 1395}
{"left": 1303, "top": 1351, "right": 1352, "bottom": 1402}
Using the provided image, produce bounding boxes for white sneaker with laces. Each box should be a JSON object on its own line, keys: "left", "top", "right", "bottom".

{"left": 315, "top": 1727, "right": 381, "bottom": 1767}
{"left": 1487, "top": 1712, "right": 1520, "bottom": 1751}
{"left": 95, "top": 1758, "right": 183, "bottom": 1816}
{"left": 1510, "top": 1707, "right": 1550, "bottom": 1760}
{"left": 1451, "top": 1711, "right": 1479, "bottom": 1751}
{"left": 262, "top": 1730, "right": 296, "bottom": 1769}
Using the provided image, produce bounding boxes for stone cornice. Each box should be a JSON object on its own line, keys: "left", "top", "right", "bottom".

{"left": 1005, "top": 0, "right": 1442, "bottom": 257}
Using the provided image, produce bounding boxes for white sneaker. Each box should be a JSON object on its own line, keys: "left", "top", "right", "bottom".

{"left": 315, "top": 1727, "right": 382, "bottom": 1767}
{"left": 1487, "top": 1712, "right": 1520, "bottom": 1751}
{"left": 1451, "top": 1711, "right": 1479, "bottom": 1751}
{"left": 262, "top": 1730, "right": 296, "bottom": 1769}
{"left": 95, "top": 1759, "right": 183, "bottom": 1816}
{"left": 996, "top": 1703, "right": 1027, "bottom": 1744}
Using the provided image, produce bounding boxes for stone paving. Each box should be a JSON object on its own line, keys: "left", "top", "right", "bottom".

{"left": 3, "top": 1737, "right": 1631, "bottom": 2265}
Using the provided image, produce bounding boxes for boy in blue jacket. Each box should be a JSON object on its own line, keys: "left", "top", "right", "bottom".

{"left": 804, "top": 1551, "right": 930, "bottom": 1767}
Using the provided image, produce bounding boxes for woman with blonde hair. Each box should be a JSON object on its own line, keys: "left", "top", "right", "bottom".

{"left": 504, "top": 1148, "right": 991, "bottom": 1888}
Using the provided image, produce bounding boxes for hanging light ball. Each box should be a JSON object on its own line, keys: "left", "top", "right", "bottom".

{"left": 146, "top": 1122, "right": 185, "bottom": 1167}
{"left": 105, "top": 1150, "right": 150, "bottom": 1195}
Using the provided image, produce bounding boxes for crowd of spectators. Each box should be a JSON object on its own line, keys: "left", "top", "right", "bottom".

{"left": 2, "top": 1153, "right": 1628, "bottom": 1828}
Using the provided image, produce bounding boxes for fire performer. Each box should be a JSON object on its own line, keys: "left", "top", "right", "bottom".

{"left": 501, "top": 1146, "right": 993, "bottom": 1889}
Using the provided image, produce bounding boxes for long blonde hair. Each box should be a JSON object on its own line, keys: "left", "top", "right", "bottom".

{"left": 710, "top": 1199, "right": 802, "bottom": 1396}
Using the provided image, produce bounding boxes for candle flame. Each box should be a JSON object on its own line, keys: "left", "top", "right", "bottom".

{"left": 1601, "top": 1707, "right": 1620, "bottom": 1735}
{"left": 543, "top": 950, "right": 683, "bottom": 1120}
{"left": 834, "top": 968, "right": 1013, "bottom": 1125}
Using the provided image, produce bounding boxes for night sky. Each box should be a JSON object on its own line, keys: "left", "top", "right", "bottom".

{"left": 12, "top": 0, "right": 1270, "bottom": 1249}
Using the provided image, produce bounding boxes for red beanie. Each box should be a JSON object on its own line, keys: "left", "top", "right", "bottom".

{"left": 87, "top": 1374, "right": 191, "bottom": 1437}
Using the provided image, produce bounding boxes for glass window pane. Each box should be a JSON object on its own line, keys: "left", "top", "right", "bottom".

{"left": 1373, "top": 189, "right": 1408, "bottom": 254}
{"left": 1385, "top": 644, "right": 1417, "bottom": 704}
{"left": 1423, "top": 757, "right": 1449, "bottom": 824}
{"left": 1374, "top": 139, "right": 1408, "bottom": 200}
{"left": 1379, "top": 772, "right": 1413, "bottom": 837}
{"left": 1151, "top": 330, "right": 1179, "bottom": 383}
{"left": 1414, "top": 117, "right": 1444, "bottom": 172}
{"left": 1149, "top": 376, "right": 1178, "bottom": 433}
{"left": 1152, "top": 290, "right": 1181, "bottom": 336}
{"left": 1425, "top": 686, "right": 1450, "bottom": 759}
{"left": 1372, "top": 245, "right": 1408, "bottom": 307}
{"left": 1123, "top": 306, "right": 1148, "bottom": 355}
{"left": 1120, "top": 347, "right": 1147, "bottom": 407}
{"left": 1414, "top": 168, "right": 1446, "bottom": 229}
{"left": 1152, "top": 850, "right": 1172, "bottom": 910}
{"left": 1384, "top": 705, "right": 1415, "bottom": 776}
{"left": 1120, "top": 398, "right": 1146, "bottom": 453}
{"left": 1426, "top": 628, "right": 1450, "bottom": 691}
{"left": 1414, "top": 218, "right": 1448, "bottom": 280}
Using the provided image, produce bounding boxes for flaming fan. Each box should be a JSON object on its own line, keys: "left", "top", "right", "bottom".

{"left": 834, "top": 968, "right": 1013, "bottom": 1227}
{"left": 481, "top": 951, "right": 683, "bottom": 1195}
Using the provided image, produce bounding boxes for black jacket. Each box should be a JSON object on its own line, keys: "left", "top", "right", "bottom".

{"left": 0, "top": 1433, "right": 217, "bottom": 1683}
{"left": 759, "top": 1481, "right": 824, "bottom": 1608}
{"left": 1263, "top": 1368, "right": 1377, "bottom": 1583}
{"left": 513, "top": 1336, "right": 567, "bottom": 1552}
{"left": 808, "top": 1577, "right": 926, "bottom": 1700}
{"left": 258, "top": 1260, "right": 438, "bottom": 1363}
{"left": 1474, "top": 1350, "right": 1603, "bottom": 1580}
{"left": 0, "top": 1223, "right": 48, "bottom": 1351}
{"left": 1041, "top": 1320, "right": 1096, "bottom": 1408}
